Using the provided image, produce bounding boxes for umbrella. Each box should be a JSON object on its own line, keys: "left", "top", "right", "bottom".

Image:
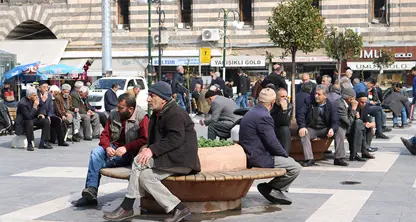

{"left": 37, "top": 64, "right": 83, "bottom": 76}
{"left": 2, "top": 61, "right": 41, "bottom": 84}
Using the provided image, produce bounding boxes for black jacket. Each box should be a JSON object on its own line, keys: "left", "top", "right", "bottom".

{"left": 261, "top": 72, "right": 287, "bottom": 91}
{"left": 148, "top": 99, "right": 201, "bottom": 174}
{"left": 382, "top": 91, "right": 410, "bottom": 116}
{"left": 211, "top": 77, "right": 226, "bottom": 91}
{"left": 15, "top": 97, "right": 45, "bottom": 135}
{"left": 237, "top": 75, "right": 248, "bottom": 94}
{"left": 171, "top": 72, "right": 187, "bottom": 95}
{"left": 297, "top": 99, "right": 339, "bottom": 132}
{"left": 270, "top": 102, "right": 293, "bottom": 127}
{"left": 224, "top": 86, "right": 233, "bottom": 98}
{"left": 295, "top": 92, "right": 312, "bottom": 119}
{"left": 104, "top": 89, "right": 118, "bottom": 112}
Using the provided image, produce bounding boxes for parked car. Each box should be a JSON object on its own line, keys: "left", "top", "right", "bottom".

{"left": 88, "top": 77, "right": 148, "bottom": 112}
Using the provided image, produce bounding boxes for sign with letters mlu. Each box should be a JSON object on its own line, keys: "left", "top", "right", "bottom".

{"left": 210, "top": 56, "right": 266, "bottom": 67}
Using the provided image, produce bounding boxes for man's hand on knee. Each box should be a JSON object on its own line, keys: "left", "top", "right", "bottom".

{"left": 137, "top": 148, "right": 153, "bottom": 166}
{"left": 106, "top": 147, "right": 116, "bottom": 157}
{"left": 299, "top": 128, "right": 308, "bottom": 137}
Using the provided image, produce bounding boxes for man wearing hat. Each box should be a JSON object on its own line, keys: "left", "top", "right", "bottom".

{"left": 239, "top": 88, "right": 301, "bottom": 205}
{"left": 103, "top": 82, "right": 200, "bottom": 222}
{"left": 199, "top": 90, "right": 240, "bottom": 140}
{"left": 61, "top": 83, "right": 81, "bottom": 142}
{"left": 337, "top": 88, "right": 374, "bottom": 161}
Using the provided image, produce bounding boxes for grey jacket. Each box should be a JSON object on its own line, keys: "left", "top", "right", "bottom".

{"left": 335, "top": 98, "right": 356, "bottom": 131}
{"left": 204, "top": 95, "right": 240, "bottom": 126}
{"left": 109, "top": 106, "right": 147, "bottom": 144}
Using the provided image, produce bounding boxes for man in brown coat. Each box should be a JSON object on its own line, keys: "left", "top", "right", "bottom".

{"left": 61, "top": 84, "right": 81, "bottom": 142}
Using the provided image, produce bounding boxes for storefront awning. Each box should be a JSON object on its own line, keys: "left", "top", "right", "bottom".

{"left": 0, "top": 39, "right": 68, "bottom": 65}
{"left": 347, "top": 61, "right": 416, "bottom": 71}
{"left": 88, "top": 58, "right": 147, "bottom": 77}
{"left": 59, "top": 58, "right": 88, "bottom": 69}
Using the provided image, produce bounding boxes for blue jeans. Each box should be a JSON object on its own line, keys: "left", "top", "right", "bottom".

{"left": 236, "top": 93, "right": 248, "bottom": 108}
{"left": 85, "top": 145, "right": 132, "bottom": 188}
{"left": 243, "top": 93, "right": 249, "bottom": 108}
{"left": 176, "top": 93, "right": 186, "bottom": 110}
{"left": 393, "top": 107, "right": 407, "bottom": 125}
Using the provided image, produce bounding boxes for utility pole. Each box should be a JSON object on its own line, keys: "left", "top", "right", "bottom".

{"left": 101, "top": 0, "right": 112, "bottom": 77}
{"left": 219, "top": 9, "right": 238, "bottom": 81}
{"left": 156, "top": 4, "right": 165, "bottom": 81}
{"left": 147, "top": 0, "right": 152, "bottom": 115}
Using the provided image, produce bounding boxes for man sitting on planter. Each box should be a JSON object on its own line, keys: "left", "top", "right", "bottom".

{"left": 199, "top": 90, "right": 240, "bottom": 140}
{"left": 297, "top": 84, "right": 348, "bottom": 167}
{"left": 103, "top": 81, "right": 201, "bottom": 222}
{"left": 72, "top": 93, "right": 149, "bottom": 207}
{"left": 239, "top": 88, "right": 301, "bottom": 205}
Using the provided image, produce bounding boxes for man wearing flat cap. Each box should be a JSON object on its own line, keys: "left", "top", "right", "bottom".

{"left": 239, "top": 88, "right": 301, "bottom": 205}
{"left": 199, "top": 90, "right": 240, "bottom": 140}
{"left": 60, "top": 84, "right": 82, "bottom": 142}
{"left": 104, "top": 81, "right": 200, "bottom": 222}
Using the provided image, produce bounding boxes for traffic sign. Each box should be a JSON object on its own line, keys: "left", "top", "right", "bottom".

{"left": 200, "top": 48, "right": 211, "bottom": 64}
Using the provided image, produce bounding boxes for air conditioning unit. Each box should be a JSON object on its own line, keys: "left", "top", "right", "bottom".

{"left": 154, "top": 29, "right": 169, "bottom": 45}
{"left": 201, "top": 29, "right": 220, "bottom": 41}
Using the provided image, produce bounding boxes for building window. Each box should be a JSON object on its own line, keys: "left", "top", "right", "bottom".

{"left": 117, "top": 0, "right": 130, "bottom": 30}
{"left": 239, "top": 0, "right": 253, "bottom": 26}
{"left": 372, "top": 0, "right": 388, "bottom": 24}
{"left": 178, "top": 0, "right": 192, "bottom": 28}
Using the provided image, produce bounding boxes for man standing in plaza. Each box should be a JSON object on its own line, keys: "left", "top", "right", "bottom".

{"left": 261, "top": 64, "right": 287, "bottom": 91}
{"left": 236, "top": 69, "right": 249, "bottom": 108}
{"left": 103, "top": 82, "right": 200, "bottom": 222}
{"left": 200, "top": 90, "right": 239, "bottom": 140}
{"left": 104, "top": 84, "right": 119, "bottom": 114}
{"left": 171, "top": 65, "right": 188, "bottom": 110}
{"left": 239, "top": 88, "right": 301, "bottom": 205}
{"left": 72, "top": 93, "right": 149, "bottom": 207}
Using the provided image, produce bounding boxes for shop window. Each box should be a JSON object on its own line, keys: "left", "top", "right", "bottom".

{"left": 178, "top": 0, "right": 192, "bottom": 28}
{"left": 239, "top": 0, "right": 253, "bottom": 26}
{"left": 117, "top": 0, "right": 130, "bottom": 30}
{"left": 372, "top": 0, "right": 388, "bottom": 24}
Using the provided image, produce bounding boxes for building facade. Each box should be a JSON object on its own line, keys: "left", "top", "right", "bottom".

{"left": 0, "top": 0, "right": 415, "bottom": 79}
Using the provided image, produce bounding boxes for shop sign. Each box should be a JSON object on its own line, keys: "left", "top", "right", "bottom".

{"left": 153, "top": 57, "right": 200, "bottom": 66}
{"left": 359, "top": 49, "right": 413, "bottom": 59}
{"left": 200, "top": 48, "right": 211, "bottom": 64}
{"left": 272, "top": 56, "right": 335, "bottom": 63}
{"left": 347, "top": 61, "right": 416, "bottom": 71}
{"left": 210, "top": 56, "right": 265, "bottom": 67}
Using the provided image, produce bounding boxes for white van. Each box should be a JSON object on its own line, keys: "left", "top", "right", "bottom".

{"left": 88, "top": 77, "right": 148, "bottom": 112}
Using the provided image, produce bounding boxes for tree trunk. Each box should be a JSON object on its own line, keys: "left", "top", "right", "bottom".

{"left": 337, "top": 59, "right": 342, "bottom": 82}
{"left": 291, "top": 48, "right": 297, "bottom": 120}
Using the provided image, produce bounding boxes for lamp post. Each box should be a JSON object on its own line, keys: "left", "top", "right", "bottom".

{"left": 156, "top": 4, "right": 165, "bottom": 81}
{"left": 146, "top": 0, "right": 153, "bottom": 115}
{"left": 218, "top": 8, "right": 238, "bottom": 81}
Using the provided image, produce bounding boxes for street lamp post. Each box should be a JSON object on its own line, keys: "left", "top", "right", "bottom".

{"left": 147, "top": 0, "right": 153, "bottom": 115}
{"left": 156, "top": 4, "right": 165, "bottom": 81}
{"left": 218, "top": 8, "right": 238, "bottom": 81}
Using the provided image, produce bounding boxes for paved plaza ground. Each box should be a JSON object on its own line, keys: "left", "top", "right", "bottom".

{"left": 0, "top": 118, "right": 415, "bottom": 222}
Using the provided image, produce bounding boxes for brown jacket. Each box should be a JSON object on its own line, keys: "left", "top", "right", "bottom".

{"left": 253, "top": 80, "right": 263, "bottom": 99}
{"left": 53, "top": 94, "right": 67, "bottom": 118}
{"left": 62, "top": 93, "right": 75, "bottom": 112}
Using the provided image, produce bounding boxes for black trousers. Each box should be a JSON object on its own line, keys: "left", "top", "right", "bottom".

{"left": 366, "top": 106, "right": 383, "bottom": 133}
{"left": 347, "top": 119, "right": 373, "bottom": 157}
{"left": 276, "top": 126, "right": 291, "bottom": 154}
{"left": 50, "top": 116, "right": 65, "bottom": 144}
{"left": 24, "top": 118, "right": 50, "bottom": 142}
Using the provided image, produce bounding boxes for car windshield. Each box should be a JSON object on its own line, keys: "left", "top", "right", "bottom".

{"left": 91, "top": 79, "right": 126, "bottom": 90}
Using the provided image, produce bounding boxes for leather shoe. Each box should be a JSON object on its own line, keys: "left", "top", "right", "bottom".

{"left": 58, "top": 142, "right": 70, "bottom": 147}
{"left": 27, "top": 145, "right": 34, "bottom": 151}
{"left": 103, "top": 205, "right": 134, "bottom": 221}
{"left": 362, "top": 151, "right": 375, "bottom": 159}
{"left": 84, "top": 137, "right": 92, "bottom": 141}
{"left": 334, "top": 158, "right": 349, "bottom": 166}
{"left": 164, "top": 207, "right": 192, "bottom": 222}
{"left": 257, "top": 183, "right": 292, "bottom": 205}
{"left": 366, "top": 147, "right": 378, "bottom": 152}
{"left": 375, "top": 133, "right": 389, "bottom": 139}
{"left": 82, "top": 187, "right": 98, "bottom": 199}
{"left": 39, "top": 142, "right": 53, "bottom": 149}
{"left": 71, "top": 196, "right": 97, "bottom": 207}
{"left": 401, "top": 137, "right": 416, "bottom": 155}
{"left": 302, "top": 159, "right": 317, "bottom": 167}
{"left": 349, "top": 155, "right": 367, "bottom": 162}
{"left": 382, "top": 126, "right": 392, "bottom": 132}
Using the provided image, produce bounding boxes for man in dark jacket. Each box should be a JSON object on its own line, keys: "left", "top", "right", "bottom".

{"left": 261, "top": 64, "right": 287, "bottom": 90}
{"left": 104, "top": 84, "right": 119, "bottom": 113}
{"left": 239, "top": 88, "right": 301, "bottom": 205}
{"left": 104, "top": 82, "right": 200, "bottom": 222}
{"left": 71, "top": 86, "right": 101, "bottom": 140}
{"left": 171, "top": 65, "right": 187, "bottom": 110}
{"left": 236, "top": 69, "right": 248, "bottom": 108}
{"left": 15, "top": 87, "right": 52, "bottom": 151}
{"left": 210, "top": 71, "right": 226, "bottom": 91}
{"left": 270, "top": 88, "right": 292, "bottom": 153}
{"left": 72, "top": 93, "right": 149, "bottom": 207}
{"left": 224, "top": 81, "right": 234, "bottom": 99}
{"left": 297, "top": 84, "right": 348, "bottom": 167}
{"left": 295, "top": 82, "right": 313, "bottom": 119}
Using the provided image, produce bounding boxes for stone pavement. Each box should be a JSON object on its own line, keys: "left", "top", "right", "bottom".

{"left": 0, "top": 119, "right": 415, "bottom": 222}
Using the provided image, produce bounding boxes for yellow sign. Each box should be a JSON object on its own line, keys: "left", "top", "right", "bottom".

{"left": 200, "top": 48, "right": 211, "bottom": 64}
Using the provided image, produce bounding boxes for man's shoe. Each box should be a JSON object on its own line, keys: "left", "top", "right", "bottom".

{"left": 393, "top": 124, "right": 400, "bottom": 128}
{"left": 72, "top": 136, "right": 81, "bottom": 142}
{"left": 383, "top": 126, "right": 392, "bottom": 132}
{"left": 375, "top": 133, "right": 389, "bottom": 139}
{"left": 38, "top": 142, "right": 53, "bottom": 149}
{"left": 400, "top": 137, "right": 416, "bottom": 155}
{"left": 58, "top": 142, "right": 70, "bottom": 147}
{"left": 164, "top": 207, "right": 192, "bottom": 222}
{"left": 71, "top": 196, "right": 98, "bottom": 207}
{"left": 84, "top": 137, "right": 92, "bottom": 141}
{"left": 350, "top": 155, "right": 367, "bottom": 162}
{"left": 302, "top": 159, "right": 316, "bottom": 167}
{"left": 362, "top": 151, "right": 375, "bottom": 159}
{"left": 366, "top": 147, "right": 378, "bottom": 152}
{"left": 82, "top": 187, "right": 98, "bottom": 199}
{"left": 334, "top": 158, "right": 349, "bottom": 166}
{"left": 103, "top": 205, "right": 134, "bottom": 221}
{"left": 92, "top": 135, "right": 100, "bottom": 139}
{"left": 27, "top": 145, "right": 35, "bottom": 151}
{"left": 257, "top": 183, "right": 292, "bottom": 205}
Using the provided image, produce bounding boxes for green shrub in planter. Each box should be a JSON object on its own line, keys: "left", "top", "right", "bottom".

{"left": 198, "top": 137, "right": 233, "bottom": 148}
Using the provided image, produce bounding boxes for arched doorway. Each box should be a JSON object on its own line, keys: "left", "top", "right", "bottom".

{"left": 6, "top": 20, "right": 56, "bottom": 40}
